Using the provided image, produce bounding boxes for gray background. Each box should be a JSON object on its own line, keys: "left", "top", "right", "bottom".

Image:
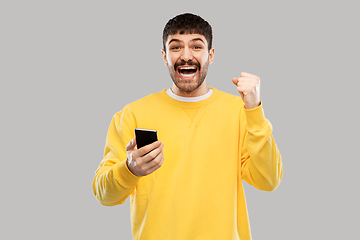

{"left": 1, "top": 0, "right": 359, "bottom": 239}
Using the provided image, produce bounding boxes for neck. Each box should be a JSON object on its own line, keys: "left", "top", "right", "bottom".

{"left": 171, "top": 81, "right": 209, "bottom": 97}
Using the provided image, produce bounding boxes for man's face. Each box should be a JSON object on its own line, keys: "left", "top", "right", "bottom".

{"left": 162, "top": 33, "right": 214, "bottom": 94}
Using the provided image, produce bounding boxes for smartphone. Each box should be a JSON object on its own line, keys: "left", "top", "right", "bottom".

{"left": 135, "top": 128, "right": 158, "bottom": 149}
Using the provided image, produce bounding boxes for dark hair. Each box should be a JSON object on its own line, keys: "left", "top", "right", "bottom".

{"left": 162, "top": 13, "right": 213, "bottom": 52}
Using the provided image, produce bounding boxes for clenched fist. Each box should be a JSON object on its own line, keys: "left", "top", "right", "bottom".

{"left": 232, "top": 72, "right": 261, "bottom": 109}
{"left": 126, "top": 137, "right": 164, "bottom": 177}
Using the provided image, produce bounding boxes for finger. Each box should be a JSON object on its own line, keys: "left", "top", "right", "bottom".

{"left": 237, "top": 77, "right": 260, "bottom": 85}
{"left": 240, "top": 72, "right": 259, "bottom": 79}
{"left": 237, "top": 86, "right": 253, "bottom": 96}
{"left": 146, "top": 149, "right": 164, "bottom": 167}
{"left": 126, "top": 137, "right": 137, "bottom": 151}
{"left": 137, "top": 148, "right": 164, "bottom": 175}
{"left": 232, "top": 77, "right": 239, "bottom": 86}
{"left": 141, "top": 143, "right": 164, "bottom": 163}
{"left": 237, "top": 79, "right": 255, "bottom": 87}
{"left": 133, "top": 141, "right": 162, "bottom": 163}
{"left": 145, "top": 155, "right": 164, "bottom": 174}
{"left": 137, "top": 141, "right": 162, "bottom": 156}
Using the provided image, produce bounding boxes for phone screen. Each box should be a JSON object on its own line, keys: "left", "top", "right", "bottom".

{"left": 135, "top": 128, "right": 158, "bottom": 149}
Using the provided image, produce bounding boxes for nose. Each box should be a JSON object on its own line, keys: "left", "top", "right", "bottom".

{"left": 180, "top": 47, "right": 193, "bottom": 61}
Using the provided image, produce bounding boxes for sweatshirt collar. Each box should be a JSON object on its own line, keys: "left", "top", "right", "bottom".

{"left": 166, "top": 88, "right": 213, "bottom": 102}
{"left": 160, "top": 87, "right": 218, "bottom": 108}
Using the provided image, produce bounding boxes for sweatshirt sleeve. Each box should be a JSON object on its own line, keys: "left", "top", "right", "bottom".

{"left": 92, "top": 109, "right": 141, "bottom": 206}
{"left": 239, "top": 103, "right": 283, "bottom": 191}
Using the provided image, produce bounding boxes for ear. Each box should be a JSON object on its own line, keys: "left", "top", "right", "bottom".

{"left": 161, "top": 49, "right": 168, "bottom": 66}
{"left": 208, "top": 48, "right": 215, "bottom": 65}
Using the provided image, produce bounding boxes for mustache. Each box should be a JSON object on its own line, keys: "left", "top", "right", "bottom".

{"left": 174, "top": 59, "right": 200, "bottom": 70}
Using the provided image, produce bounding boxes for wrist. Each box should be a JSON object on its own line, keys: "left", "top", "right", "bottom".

{"left": 115, "top": 161, "right": 141, "bottom": 187}
{"left": 244, "top": 102, "right": 267, "bottom": 129}
{"left": 244, "top": 101, "right": 261, "bottom": 110}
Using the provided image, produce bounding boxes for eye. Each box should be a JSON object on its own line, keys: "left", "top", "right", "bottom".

{"left": 171, "top": 46, "right": 180, "bottom": 50}
{"left": 194, "top": 46, "right": 202, "bottom": 50}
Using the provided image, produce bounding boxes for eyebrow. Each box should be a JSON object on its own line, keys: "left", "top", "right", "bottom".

{"left": 191, "top": 38, "right": 205, "bottom": 44}
{"left": 168, "top": 38, "right": 205, "bottom": 45}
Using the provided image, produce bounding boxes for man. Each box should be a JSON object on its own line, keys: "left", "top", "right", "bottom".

{"left": 93, "top": 13, "right": 283, "bottom": 240}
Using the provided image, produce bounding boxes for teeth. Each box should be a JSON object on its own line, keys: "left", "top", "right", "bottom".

{"left": 178, "top": 66, "right": 196, "bottom": 70}
{"left": 180, "top": 72, "right": 196, "bottom": 77}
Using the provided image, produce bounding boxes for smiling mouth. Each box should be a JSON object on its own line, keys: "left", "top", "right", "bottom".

{"left": 177, "top": 66, "right": 198, "bottom": 79}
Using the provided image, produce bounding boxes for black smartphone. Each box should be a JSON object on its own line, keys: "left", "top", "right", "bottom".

{"left": 135, "top": 128, "right": 158, "bottom": 149}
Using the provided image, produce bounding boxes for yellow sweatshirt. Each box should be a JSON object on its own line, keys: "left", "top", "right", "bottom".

{"left": 93, "top": 88, "right": 283, "bottom": 240}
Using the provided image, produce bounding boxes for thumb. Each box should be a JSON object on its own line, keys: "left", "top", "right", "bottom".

{"left": 126, "top": 137, "right": 137, "bottom": 151}
{"left": 232, "top": 77, "right": 239, "bottom": 86}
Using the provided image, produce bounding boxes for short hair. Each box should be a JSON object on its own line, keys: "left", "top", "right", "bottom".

{"left": 162, "top": 13, "right": 213, "bottom": 52}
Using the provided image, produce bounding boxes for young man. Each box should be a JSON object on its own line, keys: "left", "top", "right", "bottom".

{"left": 93, "top": 13, "right": 283, "bottom": 240}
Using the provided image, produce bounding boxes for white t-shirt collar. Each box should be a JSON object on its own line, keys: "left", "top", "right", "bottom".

{"left": 166, "top": 88, "right": 213, "bottom": 102}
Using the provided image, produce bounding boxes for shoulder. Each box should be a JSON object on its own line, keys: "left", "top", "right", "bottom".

{"left": 212, "top": 88, "right": 244, "bottom": 107}
{"left": 129, "top": 91, "right": 164, "bottom": 108}
{"left": 114, "top": 90, "right": 165, "bottom": 117}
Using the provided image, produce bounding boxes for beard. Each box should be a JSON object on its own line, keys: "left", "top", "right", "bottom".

{"left": 167, "top": 57, "right": 209, "bottom": 93}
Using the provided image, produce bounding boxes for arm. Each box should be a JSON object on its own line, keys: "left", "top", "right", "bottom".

{"left": 92, "top": 109, "right": 165, "bottom": 206}
{"left": 239, "top": 104, "right": 283, "bottom": 191}
{"left": 233, "top": 72, "right": 283, "bottom": 191}
{"left": 92, "top": 111, "right": 141, "bottom": 206}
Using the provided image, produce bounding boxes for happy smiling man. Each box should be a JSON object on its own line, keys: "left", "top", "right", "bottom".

{"left": 93, "top": 13, "right": 283, "bottom": 240}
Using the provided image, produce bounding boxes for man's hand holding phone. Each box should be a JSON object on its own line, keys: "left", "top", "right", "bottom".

{"left": 126, "top": 137, "right": 164, "bottom": 177}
